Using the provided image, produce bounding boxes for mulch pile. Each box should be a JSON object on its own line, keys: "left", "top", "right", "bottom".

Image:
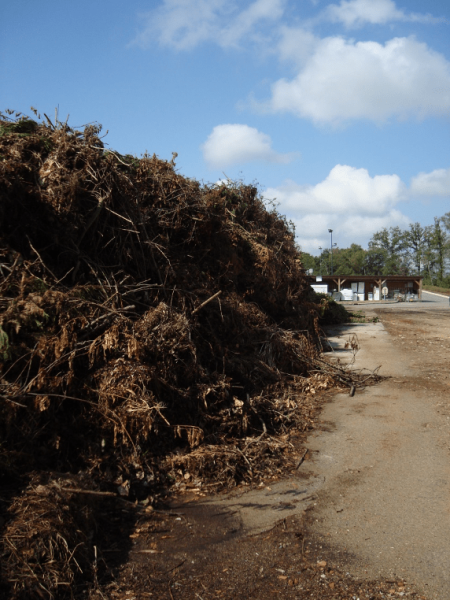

{"left": 0, "top": 110, "right": 379, "bottom": 599}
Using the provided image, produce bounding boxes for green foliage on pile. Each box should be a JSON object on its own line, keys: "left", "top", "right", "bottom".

{"left": 313, "top": 293, "right": 350, "bottom": 325}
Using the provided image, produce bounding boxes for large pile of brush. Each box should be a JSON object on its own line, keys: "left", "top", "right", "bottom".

{"left": 0, "top": 110, "right": 359, "bottom": 598}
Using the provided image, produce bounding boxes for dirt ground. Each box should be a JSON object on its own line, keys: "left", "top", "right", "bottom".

{"left": 86, "top": 292, "right": 450, "bottom": 600}
{"left": 306, "top": 295, "right": 450, "bottom": 600}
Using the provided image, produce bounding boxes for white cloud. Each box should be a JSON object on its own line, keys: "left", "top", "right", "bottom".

{"left": 133, "top": 0, "right": 286, "bottom": 50}
{"left": 410, "top": 167, "right": 450, "bottom": 197}
{"left": 277, "top": 26, "right": 318, "bottom": 66}
{"left": 264, "top": 165, "right": 406, "bottom": 215}
{"left": 133, "top": 0, "right": 448, "bottom": 55}
{"left": 133, "top": 0, "right": 222, "bottom": 50}
{"left": 324, "top": 0, "right": 403, "bottom": 27}
{"left": 292, "top": 210, "right": 410, "bottom": 254}
{"left": 264, "top": 163, "right": 450, "bottom": 252}
{"left": 263, "top": 164, "right": 409, "bottom": 252}
{"left": 321, "top": 0, "right": 445, "bottom": 28}
{"left": 264, "top": 35, "right": 450, "bottom": 124}
{"left": 220, "top": 0, "right": 285, "bottom": 47}
{"left": 201, "top": 124, "right": 296, "bottom": 169}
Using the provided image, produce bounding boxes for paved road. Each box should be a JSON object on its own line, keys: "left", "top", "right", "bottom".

{"left": 361, "top": 290, "right": 450, "bottom": 311}
{"left": 421, "top": 290, "right": 450, "bottom": 305}
{"left": 307, "top": 306, "right": 450, "bottom": 599}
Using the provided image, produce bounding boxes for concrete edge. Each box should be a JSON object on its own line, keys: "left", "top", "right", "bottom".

{"left": 422, "top": 290, "right": 450, "bottom": 299}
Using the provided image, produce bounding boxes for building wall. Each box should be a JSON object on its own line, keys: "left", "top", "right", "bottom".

{"left": 307, "top": 276, "right": 422, "bottom": 301}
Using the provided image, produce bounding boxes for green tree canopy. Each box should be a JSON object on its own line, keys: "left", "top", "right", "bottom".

{"left": 298, "top": 213, "right": 450, "bottom": 285}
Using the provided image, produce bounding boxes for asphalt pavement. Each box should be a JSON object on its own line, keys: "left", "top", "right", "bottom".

{"left": 351, "top": 290, "right": 450, "bottom": 311}
{"left": 307, "top": 306, "right": 450, "bottom": 599}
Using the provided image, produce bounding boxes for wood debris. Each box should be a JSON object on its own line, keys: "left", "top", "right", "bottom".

{"left": 0, "top": 111, "right": 382, "bottom": 598}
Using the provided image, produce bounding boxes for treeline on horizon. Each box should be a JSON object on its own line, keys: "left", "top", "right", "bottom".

{"left": 302, "top": 212, "right": 450, "bottom": 286}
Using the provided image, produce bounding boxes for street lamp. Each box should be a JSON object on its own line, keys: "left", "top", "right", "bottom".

{"left": 318, "top": 247, "right": 322, "bottom": 274}
{"left": 328, "top": 229, "right": 334, "bottom": 275}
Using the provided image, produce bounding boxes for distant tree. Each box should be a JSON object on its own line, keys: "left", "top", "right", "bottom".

{"left": 308, "top": 248, "right": 332, "bottom": 275}
{"left": 368, "top": 227, "right": 408, "bottom": 275}
{"left": 333, "top": 244, "right": 367, "bottom": 275}
{"left": 403, "top": 222, "right": 426, "bottom": 274}
{"left": 300, "top": 251, "right": 320, "bottom": 273}
{"left": 423, "top": 225, "right": 437, "bottom": 283}
{"left": 440, "top": 212, "right": 450, "bottom": 285}
{"left": 299, "top": 213, "right": 450, "bottom": 283}
{"left": 423, "top": 217, "right": 450, "bottom": 283}
{"left": 441, "top": 211, "right": 450, "bottom": 233}
{"left": 364, "top": 247, "right": 386, "bottom": 275}
{"left": 434, "top": 218, "right": 447, "bottom": 282}
{"left": 320, "top": 248, "right": 332, "bottom": 275}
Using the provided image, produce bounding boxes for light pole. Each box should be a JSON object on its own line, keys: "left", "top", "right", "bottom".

{"left": 328, "top": 229, "right": 334, "bottom": 275}
{"left": 318, "top": 247, "right": 322, "bottom": 274}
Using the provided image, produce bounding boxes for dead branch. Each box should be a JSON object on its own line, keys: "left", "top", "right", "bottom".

{"left": 192, "top": 291, "right": 222, "bottom": 315}
{"left": 59, "top": 488, "right": 116, "bottom": 497}
{"left": 296, "top": 449, "right": 308, "bottom": 469}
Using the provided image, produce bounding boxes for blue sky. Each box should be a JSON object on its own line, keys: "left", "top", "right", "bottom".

{"left": 1, "top": 0, "right": 450, "bottom": 254}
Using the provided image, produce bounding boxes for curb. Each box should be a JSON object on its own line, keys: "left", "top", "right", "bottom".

{"left": 422, "top": 290, "right": 450, "bottom": 299}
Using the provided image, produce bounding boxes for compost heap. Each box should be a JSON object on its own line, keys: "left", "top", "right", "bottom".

{"left": 0, "top": 112, "right": 359, "bottom": 599}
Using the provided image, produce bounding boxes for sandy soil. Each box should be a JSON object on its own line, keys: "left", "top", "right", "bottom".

{"left": 95, "top": 292, "right": 450, "bottom": 600}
